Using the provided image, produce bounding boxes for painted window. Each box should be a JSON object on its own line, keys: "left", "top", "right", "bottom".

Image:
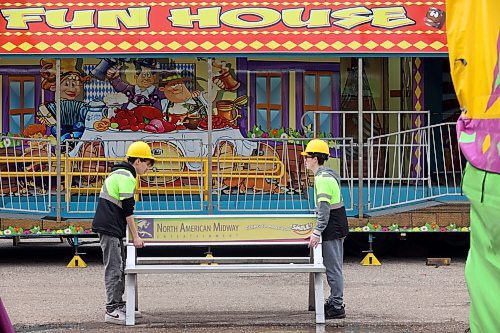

{"left": 245, "top": 61, "right": 337, "bottom": 135}
{"left": 303, "top": 71, "right": 338, "bottom": 136}
{"left": 8, "top": 76, "right": 36, "bottom": 134}
{"left": 255, "top": 73, "right": 283, "bottom": 131}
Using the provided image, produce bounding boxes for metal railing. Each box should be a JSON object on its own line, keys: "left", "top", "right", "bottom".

{"left": 1, "top": 125, "right": 465, "bottom": 217}
{"left": 0, "top": 136, "right": 355, "bottom": 216}
{"left": 64, "top": 139, "right": 206, "bottom": 213}
{"left": 214, "top": 137, "right": 354, "bottom": 213}
{"left": 367, "top": 122, "right": 465, "bottom": 210}
{"left": 0, "top": 135, "right": 53, "bottom": 213}
{"left": 300, "top": 110, "right": 430, "bottom": 140}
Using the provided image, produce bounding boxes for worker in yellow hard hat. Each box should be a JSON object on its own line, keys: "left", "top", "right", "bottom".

{"left": 92, "top": 140, "right": 155, "bottom": 325}
{"left": 125, "top": 141, "right": 156, "bottom": 165}
{"left": 302, "top": 139, "right": 348, "bottom": 319}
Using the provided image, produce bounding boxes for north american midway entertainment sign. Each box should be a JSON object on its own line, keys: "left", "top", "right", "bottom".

{"left": 132, "top": 216, "right": 316, "bottom": 243}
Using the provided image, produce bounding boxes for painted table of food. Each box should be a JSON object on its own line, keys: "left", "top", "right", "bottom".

{"left": 69, "top": 104, "right": 257, "bottom": 171}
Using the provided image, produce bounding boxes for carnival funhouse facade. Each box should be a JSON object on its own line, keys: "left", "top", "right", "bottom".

{"left": 0, "top": 1, "right": 470, "bottom": 244}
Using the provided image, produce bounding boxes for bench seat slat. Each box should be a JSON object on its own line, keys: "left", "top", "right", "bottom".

{"left": 136, "top": 257, "right": 311, "bottom": 264}
{"left": 126, "top": 264, "right": 325, "bottom": 274}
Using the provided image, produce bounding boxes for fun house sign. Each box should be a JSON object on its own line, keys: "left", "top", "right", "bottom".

{"left": 0, "top": 1, "right": 447, "bottom": 54}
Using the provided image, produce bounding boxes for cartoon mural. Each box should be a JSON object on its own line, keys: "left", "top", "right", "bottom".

{"left": 69, "top": 58, "right": 253, "bottom": 165}
{"left": 1, "top": 56, "right": 319, "bottom": 198}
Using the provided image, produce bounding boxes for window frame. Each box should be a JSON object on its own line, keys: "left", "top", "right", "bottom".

{"left": 8, "top": 76, "right": 37, "bottom": 134}
{"left": 243, "top": 60, "right": 339, "bottom": 137}
{"left": 0, "top": 67, "right": 42, "bottom": 135}
{"left": 255, "top": 72, "right": 284, "bottom": 131}
{"left": 303, "top": 71, "right": 338, "bottom": 136}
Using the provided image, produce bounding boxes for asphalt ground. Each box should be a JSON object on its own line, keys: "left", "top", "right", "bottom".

{"left": 0, "top": 236, "right": 470, "bottom": 333}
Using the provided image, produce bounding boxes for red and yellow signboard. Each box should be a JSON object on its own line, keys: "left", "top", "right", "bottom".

{"left": 0, "top": 1, "right": 447, "bottom": 55}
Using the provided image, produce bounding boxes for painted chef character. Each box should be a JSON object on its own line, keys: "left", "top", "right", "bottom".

{"left": 159, "top": 70, "right": 225, "bottom": 128}
{"left": 106, "top": 58, "right": 165, "bottom": 110}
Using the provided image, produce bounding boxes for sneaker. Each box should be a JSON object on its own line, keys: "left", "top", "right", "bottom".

{"left": 104, "top": 309, "right": 125, "bottom": 325}
{"left": 325, "top": 304, "right": 346, "bottom": 319}
{"left": 118, "top": 305, "right": 143, "bottom": 318}
{"left": 323, "top": 301, "right": 337, "bottom": 312}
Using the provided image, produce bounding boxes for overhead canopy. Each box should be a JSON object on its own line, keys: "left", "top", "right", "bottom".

{"left": 0, "top": 0, "right": 447, "bottom": 55}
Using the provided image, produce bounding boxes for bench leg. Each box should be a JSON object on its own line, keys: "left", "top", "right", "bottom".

{"left": 308, "top": 248, "right": 316, "bottom": 311}
{"left": 135, "top": 278, "right": 139, "bottom": 312}
{"left": 125, "top": 273, "right": 136, "bottom": 325}
{"left": 313, "top": 272, "right": 325, "bottom": 324}
{"left": 308, "top": 272, "right": 315, "bottom": 311}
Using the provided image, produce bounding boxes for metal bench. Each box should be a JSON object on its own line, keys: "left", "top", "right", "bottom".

{"left": 124, "top": 215, "right": 326, "bottom": 326}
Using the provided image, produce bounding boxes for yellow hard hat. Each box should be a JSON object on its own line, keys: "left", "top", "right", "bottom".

{"left": 126, "top": 141, "right": 155, "bottom": 160}
{"left": 301, "top": 139, "right": 330, "bottom": 156}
